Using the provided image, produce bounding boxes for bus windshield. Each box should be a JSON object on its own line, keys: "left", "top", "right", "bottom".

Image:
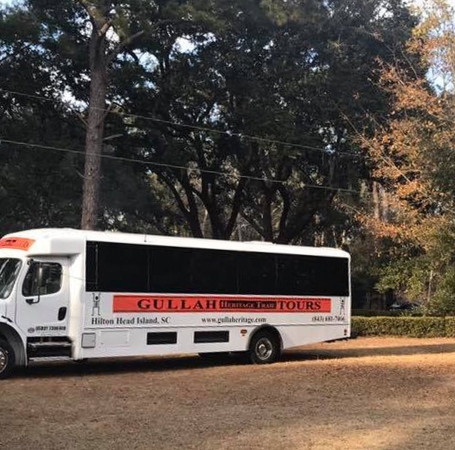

{"left": 0, "top": 258, "right": 22, "bottom": 299}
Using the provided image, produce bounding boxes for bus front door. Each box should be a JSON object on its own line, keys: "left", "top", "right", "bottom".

{"left": 15, "top": 258, "right": 70, "bottom": 341}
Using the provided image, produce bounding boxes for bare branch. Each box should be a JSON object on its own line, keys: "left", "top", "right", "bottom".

{"left": 76, "top": 112, "right": 88, "bottom": 128}
{"left": 127, "top": 50, "right": 140, "bottom": 64}
{"left": 226, "top": 177, "right": 248, "bottom": 238}
{"left": 78, "top": 0, "right": 100, "bottom": 23}
{"left": 99, "top": 18, "right": 113, "bottom": 37}
{"left": 240, "top": 212, "right": 265, "bottom": 238}
{"left": 106, "top": 30, "right": 145, "bottom": 65}
{"left": 75, "top": 169, "right": 86, "bottom": 179}
{"left": 102, "top": 103, "right": 114, "bottom": 121}
{"left": 103, "top": 134, "right": 123, "bottom": 141}
{"left": 78, "top": 1, "right": 112, "bottom": 35}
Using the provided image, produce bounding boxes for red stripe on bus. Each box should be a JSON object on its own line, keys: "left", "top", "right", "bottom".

{"left": 0, "top": 237, "right": 35, "bottom": 251}
{"left": 113, "top": 295, "right": 332, "bottom": 313}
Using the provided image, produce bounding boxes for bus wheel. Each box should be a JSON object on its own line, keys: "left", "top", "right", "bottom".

{"left": 249, "top": 331, "right": 280, "bottom": 364}
{"left": 0, "top": 339, "right": 15, "bottom": 379}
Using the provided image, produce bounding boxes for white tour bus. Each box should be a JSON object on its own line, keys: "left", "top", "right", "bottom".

{"left": 0, "top": 228, "right": 351, "bottom": 378}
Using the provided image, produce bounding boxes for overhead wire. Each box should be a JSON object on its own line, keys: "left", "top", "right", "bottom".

{"left": 0, "top": 87, "right": 361, "bottom": 194}
{"left": 0, "top": 138, "right": 360, "bottom": 194}
{"left": 0, "top": 87, "right": 363, "bottom": 158}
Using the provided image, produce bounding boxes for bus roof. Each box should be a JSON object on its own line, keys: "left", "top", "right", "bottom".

{"left": 2, "top": 228, "right": 350, "bottom": 259}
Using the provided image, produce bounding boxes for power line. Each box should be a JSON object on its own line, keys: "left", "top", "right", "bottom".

{"left": 0, "top": 138, "right": 359, "bottom": 194}
{"left": 0, "top": 87, "right": 363, "bottom": 159}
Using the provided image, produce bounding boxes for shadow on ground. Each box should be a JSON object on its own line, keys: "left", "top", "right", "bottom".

{"left": 14, "top": 353, "right": 247, "bottom": 379}
{"left": 283, "top": 342, "right": 455, "bottom": 361}
{"left": 12, "top": 341, "right": 455, "bottom": 379}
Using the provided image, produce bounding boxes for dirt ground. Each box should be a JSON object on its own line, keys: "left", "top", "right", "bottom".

{"left": 2, "top": 337, "right": 455, "bottom": 450}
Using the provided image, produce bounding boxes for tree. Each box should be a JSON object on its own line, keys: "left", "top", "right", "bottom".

{"left": 0, "top": 0, "right": 420, "bottom": 253}
{"left": 1, "top": 0, "right": 218, "bottom": 231}
{"left": 114, "top": 0, "right": 418, "bottom": 242}
{"left": 358, "top": 0, "right": 455, "bottom": 311}
{"left": 0, "top": 3, "right": 84, "bottom": 235}
{"left": 76, "top": 0, "right": 187, "bottom": 230}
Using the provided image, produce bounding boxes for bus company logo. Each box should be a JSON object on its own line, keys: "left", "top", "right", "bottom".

{"left": 113, "top": 295, "right": 332, "bottom": 313}
{"left": 91, "top": 293, "right": 101, "bottom": 317}
{"left": 339, "top": 298, "right": 346, "bottom": 315}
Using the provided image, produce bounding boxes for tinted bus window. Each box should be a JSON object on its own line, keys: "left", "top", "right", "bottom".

{"left": 149, "top": 246, "right": 193, "bottom": 293}
{"left": 86, "top": 242, "right": 98, "bottom": 291}
{"left": 276, "top": 254, "right": 349, "bottom": 296}
{"left": 276, "top": 255, "right": 313, "bottom": 295}
{"left": 322, "top": 257, "right": 349, "bottom": 296}
{"left": 95, "top": 242, "right": 149, "bottom": 292}
{"left": 237, "top": 252, "right": 276, "bottom": 295}
{"left": 190, "top": 249, "right": 238, "bottom": 294}
{"left": 86, "top": 241, "right": 349, "bottom": 297}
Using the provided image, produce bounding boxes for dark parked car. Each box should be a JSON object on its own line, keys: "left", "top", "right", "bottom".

{"left": 389, "top": 301, "right": 421, "bottom": 311}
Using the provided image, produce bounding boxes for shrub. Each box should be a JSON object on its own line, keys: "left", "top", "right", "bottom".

{"left": 351, "top": 309, "right": 421, "bottom": 317}
{"left": 352, "top": 316, "right": 452, "bottom": 337}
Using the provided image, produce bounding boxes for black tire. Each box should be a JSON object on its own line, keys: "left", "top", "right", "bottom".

{"left": 0, "top": 339, "right": 15, "bottom": 379}
{"left": 248, "top": 330, "right": 280, "bottom": 364}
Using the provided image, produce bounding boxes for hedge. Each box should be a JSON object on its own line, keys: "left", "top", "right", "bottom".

{"left": 351, "top": 309, "right": 414, "bottom": 317}
{"left": 352, "top": 316, "right": 455, "bottom": 338}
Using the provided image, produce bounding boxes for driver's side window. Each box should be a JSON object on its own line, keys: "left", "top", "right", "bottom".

{"left": 23, "top": 262, "right": 62, "bottom": 296}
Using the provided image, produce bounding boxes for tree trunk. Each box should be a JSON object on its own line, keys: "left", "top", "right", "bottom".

{"left": 262, "top": 184, "right": 274, "bottom": 242}
{"left": 372, "top": 181, "right": 380, "bottom": 220}
{"left": 81, "top": 26, "right": 107, "bottom": 230}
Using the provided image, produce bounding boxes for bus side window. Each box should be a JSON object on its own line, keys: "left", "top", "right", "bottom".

{"left": 237, "top": 252, "right": 276, "bottom": 295}
{"left": 23, "top": 262, "right": 62, "bottom": 296}
{"left": 95, "top": 242, "right": 148, "bottom": 293}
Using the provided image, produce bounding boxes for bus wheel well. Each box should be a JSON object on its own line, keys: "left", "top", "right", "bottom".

{"left": 249, "top": 326, "right": 282, "bottom": 351}
{"left": 248, "top": 326, "right": 282, "bottom": 364}
{"left": 0, "top": 324, "right": 26, "bottom": 367}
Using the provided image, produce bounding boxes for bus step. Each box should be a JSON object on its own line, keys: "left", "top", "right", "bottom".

{"left": 27, "top": 342, "right": 72, "bottom": 358}
{"left": 28, "top": 342, "right": 72, "bottom": 348}
{"left": 29, "top": 356, "right": 72, "bottom": 362}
